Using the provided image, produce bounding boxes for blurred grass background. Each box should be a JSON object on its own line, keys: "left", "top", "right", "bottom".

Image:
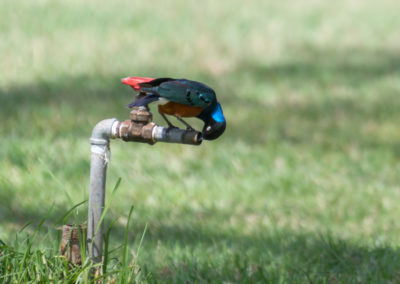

{"left": 1, "top": 0, "right": 400, "bottom": 282}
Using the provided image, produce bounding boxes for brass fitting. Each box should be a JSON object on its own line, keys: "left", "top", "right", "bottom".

{"left": 117, "top": 107, "right": 156, "bottom": 144}
{"left": 115, "top": 106, "right": 203, "bottom": 145}
{"left": 129, "top": 106, "right": 153, "bottom": 124}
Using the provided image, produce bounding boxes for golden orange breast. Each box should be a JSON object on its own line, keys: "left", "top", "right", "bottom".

{"left": 158, "top": 102, "right": 203, "bottom": 117}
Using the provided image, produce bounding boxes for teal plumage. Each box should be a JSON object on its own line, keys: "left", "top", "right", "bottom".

{"left": 132, "top": 78, "right": 216, "bottom": 108}
{"left": 122, "top": 77, "right": 226, "bottom": 140}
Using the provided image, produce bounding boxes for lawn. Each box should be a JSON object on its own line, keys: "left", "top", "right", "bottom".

{"left": 1, "top": 0, "right": 400, "bottom": 282}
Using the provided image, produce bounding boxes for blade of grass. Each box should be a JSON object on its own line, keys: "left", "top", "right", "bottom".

{"left": 18, "top": 221, "right": 33, "bottom": 233}
{"left": 122, "top": 206, "right": 134, "bottom": 267}
{"left": 121, "top": 205, "right": 134, "bottom": 283}
{"left": 54, "top": 200, "right": 87, "bottom": 226}
{"left": 103, "top": 217, "right": 119, "bottom": 275}
{"left": 94, "top": 177, "right": 121, "bottom": 237}
{"left": 37, "top": 158, "right": 74, "bottom": 206}
{"left": 136, "top": 223, "right": 147, "bottom": 259}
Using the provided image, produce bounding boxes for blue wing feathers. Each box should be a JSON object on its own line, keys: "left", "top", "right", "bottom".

{"left": 126, "top": 94, "right": 159, "bottom": 108}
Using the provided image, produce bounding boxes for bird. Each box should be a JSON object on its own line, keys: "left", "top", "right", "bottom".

{"left": 121, "top": 77, "right": 226, "bottom": 140}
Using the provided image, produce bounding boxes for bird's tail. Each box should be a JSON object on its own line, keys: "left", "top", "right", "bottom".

{"left": 121, "top": 77, "right": 154, "bottom": 91}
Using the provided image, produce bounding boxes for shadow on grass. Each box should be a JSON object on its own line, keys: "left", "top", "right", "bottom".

{"left": 135, "top": 228, "right": 400, "bottom": 282}
{"left": 240, "top": 46, "right": 400, "bottom": 87}
{"left": 2, "top": 199, "right": 400, "bottom": 282}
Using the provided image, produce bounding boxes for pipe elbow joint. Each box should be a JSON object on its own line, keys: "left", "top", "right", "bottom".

{"left": 90, "top": 118, "right": 119, "bottom": 146}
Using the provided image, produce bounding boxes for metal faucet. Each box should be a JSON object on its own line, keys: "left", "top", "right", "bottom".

{"left": 87, "top": 107, "right": 202, "bottom": 263}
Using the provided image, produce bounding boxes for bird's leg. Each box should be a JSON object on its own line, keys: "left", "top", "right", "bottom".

{"left": 160, "top": 113, "right": 177, "bottom": 129}
{"left": 174, "top": 116, "right": 197, "bottom": 131}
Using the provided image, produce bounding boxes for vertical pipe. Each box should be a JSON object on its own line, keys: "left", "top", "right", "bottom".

{"left": 87, "top": 146, "right": 107, "bottom": 262}
{"left": 87, "top": 119, "right": 118, "bottom": 263}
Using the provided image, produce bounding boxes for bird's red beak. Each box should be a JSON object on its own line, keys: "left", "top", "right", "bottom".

{"left": 121, "top": 76, "right": 154, "bottom": 90}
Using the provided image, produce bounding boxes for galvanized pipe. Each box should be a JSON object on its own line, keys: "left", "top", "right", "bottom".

{"left": 87, "top": 118, "right": 118, "bottom": 263}
{"left": 87, "top": 109, "right": 202, "bottom": 263}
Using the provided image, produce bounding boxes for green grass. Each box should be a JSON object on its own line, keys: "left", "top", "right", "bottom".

{"left": 1, "top": 0, "right": 400, "bottom": 282}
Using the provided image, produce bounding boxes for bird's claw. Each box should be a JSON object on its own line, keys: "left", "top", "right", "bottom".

{"left": 174, "top": 115, "right": 198, "bottom": 132}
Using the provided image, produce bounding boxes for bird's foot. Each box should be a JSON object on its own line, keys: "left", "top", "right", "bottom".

{"left": 160, "top": 113, "right": 178, "bottom": 128}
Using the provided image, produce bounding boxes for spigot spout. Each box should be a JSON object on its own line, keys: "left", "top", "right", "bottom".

{"left": 153, "top": 126, "right": 202, "bottom": 145}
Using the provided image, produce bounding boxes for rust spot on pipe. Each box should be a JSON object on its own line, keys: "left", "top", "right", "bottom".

{"left": 60, "top": 224, "right": 86, "bottom": 266}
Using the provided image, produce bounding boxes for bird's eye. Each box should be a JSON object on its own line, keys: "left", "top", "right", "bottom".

{"left": 199, "top": 93, "right": 210, "bottom": 104}
{"left": 206, "top": 126, "right": 212, "bottom": 131}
